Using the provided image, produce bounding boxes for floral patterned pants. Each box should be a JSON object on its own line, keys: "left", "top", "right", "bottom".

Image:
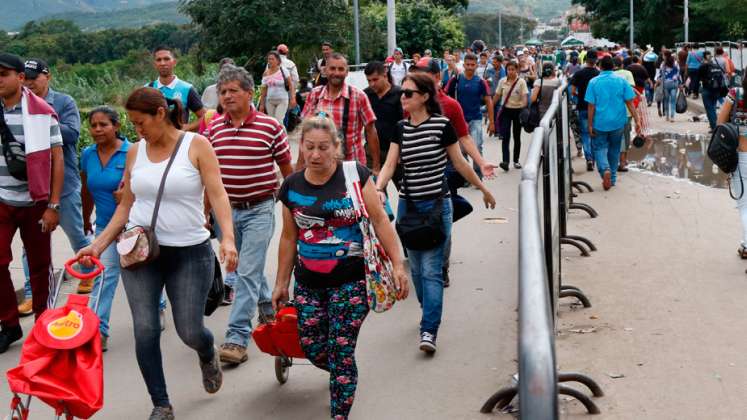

{"left": 295, "top": 279, "right": 369, "bottom": 419}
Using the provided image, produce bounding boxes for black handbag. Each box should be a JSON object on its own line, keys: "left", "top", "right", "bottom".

{"left": 204, "top": 255, "right": 225, "bottom": 316}
{"left": 675, "top": 88, "right": 688, "bottom": 114}
{"left": 0, "top": 105, "right": 27, "bottom": 181}
{"left": 395, "top": 168, "right": 447, "bottom": 251}
{"left": 520, "top": 77, "right": 543, "bottom": 133}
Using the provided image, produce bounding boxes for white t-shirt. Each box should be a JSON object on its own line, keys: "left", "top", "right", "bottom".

{"left": 390, "top": 62, "right": 408, "bottom": 86}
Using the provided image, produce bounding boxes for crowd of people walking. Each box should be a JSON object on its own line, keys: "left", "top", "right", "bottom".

{"left": 0, "top": 36, "right": 743, "bottom": 419}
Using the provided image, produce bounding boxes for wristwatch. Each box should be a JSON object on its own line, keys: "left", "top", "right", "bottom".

{"left": 47, "top": 203, "right": 61, "bottom": 211}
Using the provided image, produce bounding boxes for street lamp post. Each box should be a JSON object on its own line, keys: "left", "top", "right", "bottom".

{"left": 353, "top": 0, "right": 361, "bottom": 65}
{"left": 684, "top": 0, "right": 689, "bottom": 43}
{"left": 630, "top": 0, "right": 634, "bottom": 49}
{"left": 387, "top": 0, "right": 396, "bottom": 55}
{"left": 498, "top": 11, "right": 503, "bottom": 48}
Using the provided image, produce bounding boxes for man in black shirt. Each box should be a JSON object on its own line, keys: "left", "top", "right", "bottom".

{"left": 364, "top": 61, "right": 403, "bottom": 162}
{"left": 364, "top": 61, "right": 403, "bottom": 219}
{"left": 697, "top": 50, "right": 726, "bottom": 131}
{"left": 571, "top": 54, "right": 600, "bottom": 171}
{"left": 627, "top": 56, "right": 651, "bottom": 93}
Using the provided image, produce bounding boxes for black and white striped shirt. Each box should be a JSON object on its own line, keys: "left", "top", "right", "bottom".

{"left": 392, "top": 114, "right": 458, "bottom": 201}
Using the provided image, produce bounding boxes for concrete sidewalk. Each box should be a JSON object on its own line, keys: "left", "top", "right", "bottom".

{"left": 556, "top": 154, "right": 747, "bottom": 418}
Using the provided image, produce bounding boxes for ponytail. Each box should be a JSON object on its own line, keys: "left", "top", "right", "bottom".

{"left": 164, "top": 97, "right": 184, "bottom": 129}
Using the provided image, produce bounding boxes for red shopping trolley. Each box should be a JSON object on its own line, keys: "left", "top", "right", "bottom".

{"left": 6, "top": 257, "right": 105, "bottom": 420}
{"left": 251, "top": 304, "right": 307, "bottom": 384}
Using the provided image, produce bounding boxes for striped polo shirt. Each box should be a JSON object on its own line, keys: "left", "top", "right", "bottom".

{"left": 206, "top": 107, "right": 292, "bottom": 201}
{"left": 0, "top": 101, "right": 62, "bottom": 206}
{"left": 392, "top": 114, "right": 458, "bottom": 201}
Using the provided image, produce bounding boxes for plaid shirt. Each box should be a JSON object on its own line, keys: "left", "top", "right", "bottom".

{"left": 301, "top": 82, "right": 377, "bottom": 164}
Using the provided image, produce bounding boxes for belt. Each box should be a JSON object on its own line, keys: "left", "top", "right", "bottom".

{"left": 230, "top": 195, "right": 275, "bottom": 210}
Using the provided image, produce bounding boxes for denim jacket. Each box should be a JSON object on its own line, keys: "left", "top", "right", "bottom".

{"left": 45, "top": 88, "right": 81, "bottom": 197}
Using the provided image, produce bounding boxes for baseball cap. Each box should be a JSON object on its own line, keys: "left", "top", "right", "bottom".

{"left": 0, "top": 53, "right": 25, "bottom": 73}
{"left": 24, "top": 58, "right": 50, "bottom": 78}
{"left": 414, "top": 57, "right": 441, "bottom": 74}
{"left": 394, "top": 47, "right": 403, "bottom": 55}
{"left": 277, "top": 44, "right": 289, "bottom": 54}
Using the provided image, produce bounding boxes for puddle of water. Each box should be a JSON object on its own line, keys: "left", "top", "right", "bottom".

{"left": 626, "top": 132, "right": 729, "bottom": 189}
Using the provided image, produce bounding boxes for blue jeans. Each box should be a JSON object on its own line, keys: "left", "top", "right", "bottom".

{"left": 733, "top": 152, "right": 747, "bottom": 246}
{"left": 577, "top": 109, "right": 593, "bottom": 162}
{"left": 592, "top": 127, "right": 624, "bottom": 185}
{"left": 663, "top": 81, "right": 678, "bottom": 119}
{"left": 396, "top": 198, "right": 453, "bottom": 335}
{"left": 89, "top": 226, "right": 121, "bottom": 337}
{"left": 121, "top": 240, "right": 216, "bottom": 408}
{"left": 701, "top": 89, "right": 719, "bottom": 130}
{"left": 468, "top": 119, "right": 483, "bottom": 178}
{"left": 220, "top": 199, "right": 275, "bottom": 347}
{"left": 23, "top": 191, "right": 92, "bottom": 298}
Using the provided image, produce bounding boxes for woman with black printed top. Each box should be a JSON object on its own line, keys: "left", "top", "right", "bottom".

{"left": 375, "top": 73, "right": 496, "bottom": 355}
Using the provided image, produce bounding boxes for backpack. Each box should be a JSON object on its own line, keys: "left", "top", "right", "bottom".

{"left": 705, "top": 62, "right": 727, "bottom": 96}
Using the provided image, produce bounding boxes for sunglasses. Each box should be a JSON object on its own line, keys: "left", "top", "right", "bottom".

{"left": 401, "top": 89, "right": 423, "bottom": 98}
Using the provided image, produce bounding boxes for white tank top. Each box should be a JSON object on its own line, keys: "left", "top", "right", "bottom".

{"left": 129, "top": 132, "right": 210, "bottom": 247}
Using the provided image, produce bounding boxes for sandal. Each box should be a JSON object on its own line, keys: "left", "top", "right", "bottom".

{"left": 738, "top": 245, "right": 747, "bottom": 259}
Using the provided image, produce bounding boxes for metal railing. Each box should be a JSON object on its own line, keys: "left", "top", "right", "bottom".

{"left": 481, "top": 80, "right": 603, "bottom": 418}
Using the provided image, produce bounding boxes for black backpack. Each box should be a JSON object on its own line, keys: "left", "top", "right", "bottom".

{"left": 707, "top": 122, "right": 739, "bottom": 174}
{"left": 705, "top": 63, "right": 728, "bottom": 97}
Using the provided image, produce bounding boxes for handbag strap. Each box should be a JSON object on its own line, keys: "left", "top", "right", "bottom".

{"left": 340, "top": 86, "right": 351, "bottom": 159}
{"left": 342, "top": 160, "right": 368, "bottom": 219}
{"left": 0, "top": 104, "right": 15, "bottom": 148}
{"left": 149, "top": 132, "right": 186, "bottom": 231}
{"left": 502, "top": 78, "right": 520, "bottom": 108}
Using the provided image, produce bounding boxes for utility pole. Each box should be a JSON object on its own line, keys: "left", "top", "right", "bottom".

{"left": 498, "top": 11, "right": 503, "bottom": 48}
{"left": 387, "top": 0, "right": 396, "bottom": 55}
{"left": 684, "top": 0, "right": 689, "bottom": 43}
{"left": 629, "top": 0, "right": 634, "bottom": 49}
{"left": 353, "top": 0, "right": 361, "bottom": 65}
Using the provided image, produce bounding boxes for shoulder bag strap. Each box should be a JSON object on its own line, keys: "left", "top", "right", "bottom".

{"left": 503, "top": 78, "right": 520, "bottom": 108}
{"left": 340, "top": 86, "right": 351, "bottom": 159}
{"left": 342, "top": 161, "right": 368, "bottom": 219}
{"left": 0, "top": 105, "right": 12, "bottom": 147}
{"left": 149, "top": 132, "right": 186, "bottom": 231}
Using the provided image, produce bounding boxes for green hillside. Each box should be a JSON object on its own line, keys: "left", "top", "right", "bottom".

{"left": 468, "top": 0, "right": 571, "bottom": 20}
{"left": 39, "top": 2, "right": 189, "bottom": 31}
{"left": 1, "top": 0, "right": 173, "bottom": 30}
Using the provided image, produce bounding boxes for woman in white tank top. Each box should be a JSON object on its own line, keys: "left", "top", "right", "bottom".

{"left": 77, "top": 87, "right": 238, "bottom": 419}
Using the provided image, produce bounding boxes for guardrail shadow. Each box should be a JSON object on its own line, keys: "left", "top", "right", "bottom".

{"left": 480, "top": 80, "right": 602, "bottom": 418}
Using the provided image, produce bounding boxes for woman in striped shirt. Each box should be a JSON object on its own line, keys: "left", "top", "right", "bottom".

{"left": 375, "top": 73, "right": 496, "bottom": 354}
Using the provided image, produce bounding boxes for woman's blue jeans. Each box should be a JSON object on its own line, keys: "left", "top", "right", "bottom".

{"left": 121, "top": 240, "right": 216, "bottom": 408}
{"left": 663, "top": 81, "right": 678, "bottom": 118}
{"left": 396, "top": 198, "right": 453, "bottom": 335}
{"left": 89, "top": 226, "right": 121, "bottom": 337}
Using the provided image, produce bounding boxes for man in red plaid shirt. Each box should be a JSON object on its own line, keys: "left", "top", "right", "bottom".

{"left": 299, "top": 53, "right": 381, "bottom": 173}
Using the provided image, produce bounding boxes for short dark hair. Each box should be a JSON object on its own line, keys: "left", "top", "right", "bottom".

{"left": 364, "top": 61, "right": 387, "bottom": 76}
{"left": 321, "top": 41, "right": 333, "bottom": 48}
{"left": 599, "top": 56, "right": 614, "bottom": 71}
{"left": 153, "top": 46, "right": 175, "bottom": 57}
{"left": 401, "top": 73, "right": 442, "bottom": 116}
{"left": 463, "top": 52, "right": 478, "bottom": 62}
{"left": 479, "top": 52, "right": 488, "bottom": 58}
{"left": 613, "top": 56, "right": 624, "bottom": 68}
{"left": 716, "top": 47, "right": 725, "bottom": 55}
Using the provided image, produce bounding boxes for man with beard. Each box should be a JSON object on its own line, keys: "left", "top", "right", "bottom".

{"left": 299, "top": 53, "right": 381, "bottom": 173}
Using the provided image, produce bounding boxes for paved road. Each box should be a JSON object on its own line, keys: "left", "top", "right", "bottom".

{"left": 1, "top": 134, "right": 521, "bottom": 419}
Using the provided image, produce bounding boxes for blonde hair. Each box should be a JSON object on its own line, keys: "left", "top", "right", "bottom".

{"left": 300, "top": 114, "right": 343, "bottom": 159}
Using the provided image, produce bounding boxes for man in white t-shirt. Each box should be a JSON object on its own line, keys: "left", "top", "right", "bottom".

{"left": 388, "top": 48, "right": 409, "bottom": 86}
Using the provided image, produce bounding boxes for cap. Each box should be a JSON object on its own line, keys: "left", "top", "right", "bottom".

{"left": 414, "top": 57, "right": 441, "bottom": 74}
{"left": 394, "top": 47, "right": 403, "bottom": 54}
{"left": 517, "top": 50, "right": 525, "bottom": 56}
{"left": 24, "top": 58, "right": 50, "bottom": 78}
{"left": 0, "top": 53, "right": 25, "bottom": 73}
{"left": 277, "top": 44, "right": 289, "bottom": 54}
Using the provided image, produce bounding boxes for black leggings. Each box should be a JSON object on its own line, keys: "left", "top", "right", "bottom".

{"left": 499, "top": 107, "right": 523, "bottom": 163}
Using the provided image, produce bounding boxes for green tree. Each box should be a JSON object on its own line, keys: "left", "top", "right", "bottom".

{"left": 395, "top": 1, "right": 466, "bottom": 55}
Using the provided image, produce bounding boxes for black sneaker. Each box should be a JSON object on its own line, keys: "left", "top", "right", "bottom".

{"left": 149, "top": 406, "right": 175, "bottom": 420}
{"left": 586, "top": 161, "right": 594, "bottom": 172}
{"left": 0, "top": 326, "right": 22, "bottom": 354}
{"left": 499, "top": 162, "right": 509, "bottom": 172}
{"left": 442, "top": 267, "right": 450, "bottom": 288}
{"left": 221, "top": 284, "right": 234, "bottom": 306}
{"left": 419, "top": 332, "right": 437, "bottom": 354}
